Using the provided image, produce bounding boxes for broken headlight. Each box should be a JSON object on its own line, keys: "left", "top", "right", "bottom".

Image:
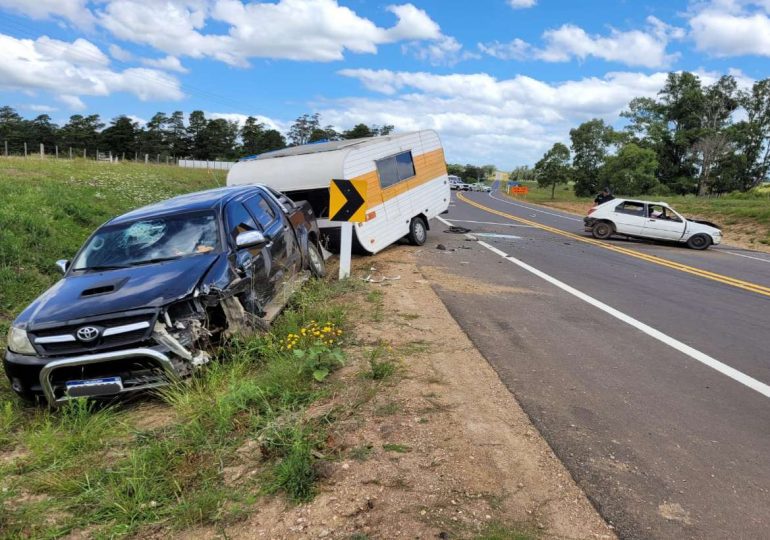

{"left": 7, "top": 326, "right": 36, "bottom": 355}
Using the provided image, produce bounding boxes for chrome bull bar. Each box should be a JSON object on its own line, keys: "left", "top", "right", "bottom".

{"left": 39, "top": 348, "right": 178, "bottom": 407}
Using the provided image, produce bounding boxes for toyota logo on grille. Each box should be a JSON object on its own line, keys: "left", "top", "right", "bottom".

{"left": 76, "top": 326, "right": 100, "bottom": 342}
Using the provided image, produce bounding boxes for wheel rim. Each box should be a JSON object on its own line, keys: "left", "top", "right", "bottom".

{"left": 309, "top": 244, "right": 322, "bottom": 271}
{"left": 414, "top": 221, "right": 427, "bottom": 243}
{"left": 691, "top": 236, "right": 706, "bottom": 248}
{"left": 597, "top": 224, "right": 609, "bottom": 237}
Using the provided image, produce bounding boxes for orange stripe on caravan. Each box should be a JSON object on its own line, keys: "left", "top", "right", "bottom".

{"left": 350, "top": 148, "right": 447, "bottom": 206}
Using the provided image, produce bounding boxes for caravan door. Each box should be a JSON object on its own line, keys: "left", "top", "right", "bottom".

{"left": 375, "top": 151, "right": 417, "bottom": 229}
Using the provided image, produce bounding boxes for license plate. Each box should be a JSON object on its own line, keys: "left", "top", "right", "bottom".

{"left": 65, "top": 376, "right": 123, "bottom": 397}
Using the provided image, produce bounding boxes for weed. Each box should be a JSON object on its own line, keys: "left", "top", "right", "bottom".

{"left": 399, "top": 340, "right": 431, "bottom": 356}
{"left": 397, "top": 312, "right": 421, "bottom": 320}
{"left": 0, "top": 400, "right": 20, "bottom": 448}
{"left": 349, "top": 444, "right": 374, "bottom": 461}
{"left": 364, "top": 345, "right": 396, "bottom": 380}
{"left": 366, "top": 289, "right": 385, "bottom": 322}
{"left": 267, "top": 428, "right": 318, "bottom": 503}
{"left": 382, "top": 443, "right": 412, "bottom": 453}
{"left": 374, "top": 401, "right": 401, "bottom": 416}
{"left": 475, "top": 521, "right": 538, "bottom": 540}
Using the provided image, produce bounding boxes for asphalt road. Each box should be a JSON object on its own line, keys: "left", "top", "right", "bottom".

{"left": 418, "top": 190, "right": 770, "bottom": 539}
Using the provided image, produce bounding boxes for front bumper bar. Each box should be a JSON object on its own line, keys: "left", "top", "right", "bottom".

{"left": 39, "top": 348, "right": 178, "bottom": 407}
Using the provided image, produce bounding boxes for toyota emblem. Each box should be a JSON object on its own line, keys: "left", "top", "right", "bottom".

{"left": 76, "top": 326, "right": 100, "bottom": 342}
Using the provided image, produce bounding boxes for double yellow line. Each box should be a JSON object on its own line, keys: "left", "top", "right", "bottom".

{"left": 457, "top": 192, "right": 770, "bottom": 299}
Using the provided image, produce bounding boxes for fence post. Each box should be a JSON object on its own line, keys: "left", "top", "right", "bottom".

{"left": 40, "top": 143, "right": 44, "bottom": 158}
{"left": 69, "top": 147, "right": 72, "bottom": 159}
{"left": 55, "top": 146, "right": 58, "bottom": 159}
{"left": 122, "top": 152, "right": 125, "bottom": 162}
{"left": 145, "top": 154, "right": 149, "bottom": 164}
{"left": 166, "top": 155, "right": 169, "bottom": 165}
{"left": 108, "top": 151, "right": 112, "bottom": 162}
{"left": 24, "top": 142, "right": 27, "bottom": 157}
{"left": 4, "top": 140, "right": 7, "bottom": 157}
{"left": 84, "top": 148, "right": 87, "bottom": 159}
{"left": 156, "top": 154, "right": 160, "bottom": 164}
{"left": 134, "top": 152, "right": 138, "bottom": 162}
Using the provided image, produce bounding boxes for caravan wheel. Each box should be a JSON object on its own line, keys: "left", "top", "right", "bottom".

{"left": 408, "top": 217, "right": 428, "bottom": 246}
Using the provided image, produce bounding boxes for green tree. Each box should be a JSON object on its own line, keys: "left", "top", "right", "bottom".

{"left": 100, "top": 116, "right": 138, "bottom": 156}
{"left": 59, "top": 114, "right": 104, "bottom": 153}
{"left": 166, "top": 111, "right": 190, "bottom": 158}
{"left": 343, "top": 123, "right": 373, "bottom": 139}
{"left": 202, "top": 118, "right": 239, "bottom": 160}
{"left": 288, "top": 113, "right": 320, "bottom": 146}
{"left": 187, "top": 110, "right": 209, "bottom": 159}
{"left": 534, "top": 143, "right": 571, "bottom": 199}
{"left": 570, "top": 119, "right": 614, "bottom": 197}
{"left": 599, "top": 143, "right": 659, "bottom": 195}
{"left": 309, "top": 125, "right": 339, "bottom": 142}
{"left": 140, "top": 112, "right": 169, "bottom": 157}
{"left": 734, "top": 78, "right": 770, "bottom": 191}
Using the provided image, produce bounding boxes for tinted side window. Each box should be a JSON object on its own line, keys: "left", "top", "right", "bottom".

{"left": 376, "top": 151, "right": 416, "bottom": 188}
{"left": 396, "top": 151, "right": 416, "bottom": 180}
{"left": 244, "top": 194, "right": 277, "bottom": 228}
{"left": 225, "top": 202, "right": 258, "bottom": 242}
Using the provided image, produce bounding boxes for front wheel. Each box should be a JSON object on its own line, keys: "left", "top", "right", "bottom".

{"left": 307, "top": 241, "right": 326, "bottom": 277}
{"left": 408, "top": 217, "right": 428, "bottom": 246}
{"left": 591, "top": 221, "right": 614, "bottom": 240}
{"left": 686, "top": 234, "right": 712, "bottom": 250}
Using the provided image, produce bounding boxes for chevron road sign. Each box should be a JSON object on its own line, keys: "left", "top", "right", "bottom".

{"left": 329, "top": 179, "right": 368, "bottom": 223}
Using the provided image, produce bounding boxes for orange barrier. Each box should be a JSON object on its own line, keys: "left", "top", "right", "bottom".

{"left": 508, "top": 186, "right": 529, "bottom": 195}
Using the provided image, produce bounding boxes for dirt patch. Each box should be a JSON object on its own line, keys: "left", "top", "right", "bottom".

{"left": 190, "top": 246, "right": 613, "bottom": 539}
{"left": 420, "top": 265, "right": 545, "bottom": 297}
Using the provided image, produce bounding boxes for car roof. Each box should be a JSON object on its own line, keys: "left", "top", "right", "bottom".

{"left": 109, "top": 185, "right": 261, "bottom": 224}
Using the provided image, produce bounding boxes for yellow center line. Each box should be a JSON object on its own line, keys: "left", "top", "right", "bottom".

{"left": 457, "top": 192, "right": 770, "bottom": 299}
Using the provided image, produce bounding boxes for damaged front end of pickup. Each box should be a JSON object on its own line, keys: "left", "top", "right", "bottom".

{"left": 32, "top": 254, "right": 307, "bottom": 407}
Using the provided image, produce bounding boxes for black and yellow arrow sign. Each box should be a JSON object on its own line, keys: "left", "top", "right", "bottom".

{"left": 329, "top": 179, "right": 368, "bottom": 222}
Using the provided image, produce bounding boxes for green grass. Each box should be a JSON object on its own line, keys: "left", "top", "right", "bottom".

{"left": 0, "top": 157, "right": 371, "bottom": 537}
{"left": 0, "top": 157, "right": 225, "bottom": 344}
{"left": 505, "top": 180, "right": 770, "bottom": 245}
{"left": 363, "top": 344, "right": 396, "bottom": 381}
{"left": 382, "top": 443, "right": 411, "bottom": 453}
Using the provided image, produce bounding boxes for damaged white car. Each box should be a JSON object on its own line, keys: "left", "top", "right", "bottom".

{"left": 4, "top": 185, "right": 325, "bottom": 406}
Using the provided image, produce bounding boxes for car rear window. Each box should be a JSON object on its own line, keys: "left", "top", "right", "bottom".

{"left": 615, "top": 201, "right": 645, "bottom": 216}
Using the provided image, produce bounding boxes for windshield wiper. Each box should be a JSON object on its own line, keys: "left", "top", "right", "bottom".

{"left": 79, "top": 264, "right": 131, "bottom": 271}
{"left": 128, "top": 256, "right": 183, "bottom": 266}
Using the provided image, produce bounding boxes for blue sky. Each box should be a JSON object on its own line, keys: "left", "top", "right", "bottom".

{"left": 0, "top": 0, "right": 768, "bottom": 168}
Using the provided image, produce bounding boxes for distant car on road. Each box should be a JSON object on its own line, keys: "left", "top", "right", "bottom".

{"left": 584, "top": 198, "right": 722, "bottom": 250}
{"left": 448, "top": 175, "right": 471, "bottom": 191}
{"left": 470, "top": 183, "right": 492, "bottom": 192}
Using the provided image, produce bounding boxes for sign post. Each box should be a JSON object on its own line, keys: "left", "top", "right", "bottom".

{"left": 328, "top": 179, "right": 368, "bottom": 280}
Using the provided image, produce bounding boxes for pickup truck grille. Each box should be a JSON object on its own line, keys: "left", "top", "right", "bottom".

{"left": 29, "top": 311, "right": 158, "bottom": 357}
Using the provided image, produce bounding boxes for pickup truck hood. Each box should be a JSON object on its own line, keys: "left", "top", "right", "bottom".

{"left": 17, "top": 253, "right": 222, "bottom": 328}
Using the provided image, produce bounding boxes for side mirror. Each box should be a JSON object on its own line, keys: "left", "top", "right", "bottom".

{"left": 236, "top": 230, "right": 268, "bottom": 249}
{"left": 55, "top": 259, "right": 69, "bottom": 274}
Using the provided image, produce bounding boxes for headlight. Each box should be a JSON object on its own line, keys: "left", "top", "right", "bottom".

{"left": 7, "top": 326, "right": 36, "bottom": 355}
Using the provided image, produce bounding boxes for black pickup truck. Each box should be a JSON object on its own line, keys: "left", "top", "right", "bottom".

{"left": 4, "top": 185, "right": 325, "bottom": 406}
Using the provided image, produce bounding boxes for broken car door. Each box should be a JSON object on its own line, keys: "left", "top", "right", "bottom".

{"left": 243, "top": 192, "right": 301, "bottom": 296}
{"left": 224, "top": 200, "right": 271, "bottom": 313}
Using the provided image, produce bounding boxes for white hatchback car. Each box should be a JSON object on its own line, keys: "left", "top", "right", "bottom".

{"left": 584, "top": 198, "right": 722, "bottom": 250}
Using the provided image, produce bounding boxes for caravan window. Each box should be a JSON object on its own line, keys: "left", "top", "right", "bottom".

{"left": 376, "top": 151, "right": 416, "bottom": 188}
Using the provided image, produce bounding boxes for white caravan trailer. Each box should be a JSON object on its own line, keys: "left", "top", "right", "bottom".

{"left": 227, "top": 130, "right": 450, "bottom": 254}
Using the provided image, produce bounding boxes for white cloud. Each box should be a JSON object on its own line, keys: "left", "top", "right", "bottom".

{"left": 206, "top": 112, "right": 287, "bottom": 132}
{"left": 141, "top": 55, "right": 189, "bottom": 73}
{"left": 479, "top": 16, "right": 683, "bottom": 68}
{"left": 403, "top": 35, "right": 479, "bottom": 66}
{"left": 0, "top": 33, "right": 184, "bottom": 108}
{"left": 109, "top": 44, "right": 135, "bottom": 62}
{"left": 126, "top": 114, "right": 147, "bottom": 126}
{"left": 0, "top": 0, "right": 94, "bottom": 26}
{"left": 507, "top": 0, "right": 537, "bottom": 8}
{"left": 23, "top": 104, "right": 58, "bottom": 113}
{"left": 95, "top": 0, "right": 448, "bottom": 66}
{"left": 332, "top": 68, "right": 679, "bottom": 167}
{"left": 689, "top": 1, "right": 770, "bottom": 57}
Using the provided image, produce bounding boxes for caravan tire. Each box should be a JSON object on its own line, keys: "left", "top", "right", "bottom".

{"left": 408, "top": 217, "right": 428, "bottom": 246}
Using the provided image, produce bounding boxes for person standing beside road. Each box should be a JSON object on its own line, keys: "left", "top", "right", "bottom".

{"left": 594, "top": 187, "right": 614, "bottom": 205}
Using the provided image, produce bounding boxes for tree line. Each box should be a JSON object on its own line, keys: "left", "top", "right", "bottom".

{"left": 533, "top": 72, "right": 770, "bottom": 198}
{"left": 0, "top": 107, "right": 394, "bottom": 161}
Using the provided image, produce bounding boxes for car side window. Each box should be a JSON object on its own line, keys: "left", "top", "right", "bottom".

{"left": 225, "top": 202, "right": 259, "bottom": 243}
{"left": 244, "top": 194, "right": 278, "bottom": 229}
{"left": 615, "top": 201, "right": 645, "bottom": 216}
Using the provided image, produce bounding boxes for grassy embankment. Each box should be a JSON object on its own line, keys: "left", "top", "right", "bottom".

{"left": 0, "top": 157, "right": 372, "bottom": 537}
{"left": 505, "top": 181, "right": 770, "bottom": 247}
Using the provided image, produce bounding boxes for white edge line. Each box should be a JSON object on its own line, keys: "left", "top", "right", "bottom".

{"left": 488, "top": 192, "right": 583, "bottom": 222}
{"left": 447, "top": 219, "right": 535, "bottom": 228}
{"left": 437, "top": 215, "right": 770, "bottom": 399}
{"left": 722, "top": 250, "right": 770, "bottom": 264}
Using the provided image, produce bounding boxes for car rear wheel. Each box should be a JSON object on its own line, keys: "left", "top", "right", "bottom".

{"left": 591, "top": 221, "right": 614, "bottom": 240}
{"left": 307, "top": 241, "right": 326, "bottom": 277}
{"left": 408, "top": 217, "right": 428, "bottom": 246}
{"left": 687, "top": 234, "right": 712, "bottom": 250}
